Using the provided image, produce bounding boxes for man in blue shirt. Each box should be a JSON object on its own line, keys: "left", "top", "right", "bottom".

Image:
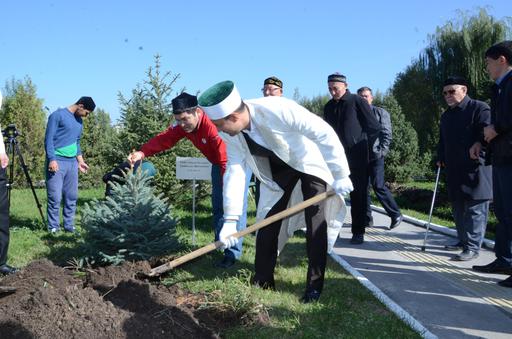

{"left": 44, "top": 96, "right": 95, "bottom": 233}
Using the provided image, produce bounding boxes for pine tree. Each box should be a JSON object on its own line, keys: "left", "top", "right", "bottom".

{"left": 80, "top": 169, "right": 180, "bottom": 266}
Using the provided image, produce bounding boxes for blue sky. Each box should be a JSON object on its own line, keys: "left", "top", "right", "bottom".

{"left": 1, "top": 1, "right": 509, "bottom": 123}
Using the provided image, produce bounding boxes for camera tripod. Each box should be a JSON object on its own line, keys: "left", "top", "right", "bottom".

{"left": 3, "top": 125, "right": 46, "bottom": 226}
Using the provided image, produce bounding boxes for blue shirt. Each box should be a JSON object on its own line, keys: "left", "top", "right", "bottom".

{"left": 44, "top": 108, "right": 83, "bottom": 162}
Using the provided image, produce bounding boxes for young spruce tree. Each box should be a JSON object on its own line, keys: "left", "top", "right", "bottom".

{"left": 81, "top": 169, "right": 180, "bottom": 266}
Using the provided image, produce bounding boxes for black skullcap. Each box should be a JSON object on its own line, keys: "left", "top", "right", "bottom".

{"left": 76, "top": 96, "right": 96, "bottom": 111}
{"left": 443, "top": 76, "right": 468, "bottom": 87}
{"left": 264, "top": 76, "right": 283, "bottom": 88}
{"left": 328, "top": 73, "right": 347, "bottom": 83}
{"left": 172, "top": 92, "right": 198, "bottom": 114}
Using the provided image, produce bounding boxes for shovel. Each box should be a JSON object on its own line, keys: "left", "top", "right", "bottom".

{"left": 149, "top": 190, "right": 335, "bottom": 276}
{"left": 0, "top": 286, "right": 16, "bottom": 295}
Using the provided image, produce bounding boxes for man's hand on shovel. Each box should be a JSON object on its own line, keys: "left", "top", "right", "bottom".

{"left": 219, "top": 220, "right": 238, "bottom": 249}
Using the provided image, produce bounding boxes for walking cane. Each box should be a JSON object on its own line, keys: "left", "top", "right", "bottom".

{"left": 421, "top": 166, "right": 441, "bottom": 252}
{"left": 149, "top": 190, "right": 336, "bottom": 276}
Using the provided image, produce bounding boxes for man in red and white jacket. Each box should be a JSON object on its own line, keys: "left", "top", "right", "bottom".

{"left": 128, "top": 92, "right": 250, "bottom": 268}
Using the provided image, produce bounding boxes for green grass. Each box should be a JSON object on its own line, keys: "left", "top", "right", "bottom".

{"left": 7, "top": 187, "right": 420, "bottom": 338}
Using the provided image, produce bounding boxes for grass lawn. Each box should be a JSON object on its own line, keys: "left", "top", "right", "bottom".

{"left": 7, "top": 188, "right": 420, "bottom": 338}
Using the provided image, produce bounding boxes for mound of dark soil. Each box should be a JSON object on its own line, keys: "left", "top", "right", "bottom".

{"left": 0, "top": 259, "right": 227, "bottom": 338}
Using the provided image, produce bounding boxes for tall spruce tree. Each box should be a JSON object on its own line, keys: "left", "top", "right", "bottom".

{"left": 80, "top": 170, "right": 180, "bottom": 266}
{"left": 116, "top": 55, "right": 208, "bottom": 207}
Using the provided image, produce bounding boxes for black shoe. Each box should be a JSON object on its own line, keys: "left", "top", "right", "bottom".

{"left": 215, "top": 256, "right": 236, "bottom": 269}
{"left": 300, "top": 289, "right": 321, "bottom": 303}
{"left": 64, "top": 227, "right": 76, "bottom": 233}
{"left": 0, "top": 264, "right": 18, "bottom": 275}
{"left": 454, "top": 250, "right": 479, "bottom": 261}
{"left": 472, "top": 261, "right": 512, "bottom": 274}
{"left": 444, "top": 242, "right": 463, "bottom": 251}
{"left": 389, "top": 215, "right": 403, "bottom": 229}
{"left": 350, "top": 234, "right": 364, "bottom": 245}
{"left": 498, "top": 275, "right": 512, "bottom": 288}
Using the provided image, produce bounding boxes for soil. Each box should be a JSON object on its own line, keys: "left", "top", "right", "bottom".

{"left": 0, "top": 259, "right": 259, "bottom": 338}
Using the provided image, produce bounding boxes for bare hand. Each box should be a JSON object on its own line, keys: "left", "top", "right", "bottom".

{"left": 78, "top": 161, "right": 89, "bottom": 173}
{"left": 436, "top": 161, "right": 444, "bottom": 168}
{"left": 469, "top": 142, "right": 482, "bottom": 160}
{"left": 48, "top": 160, "right": 59, "bottom": 172}
{"left": 127, "top": 151, "right": 144, "bottom": 165}
{"left": 484, "top": 125, "right": 498, "bottom": 143}
{"left": 0, "top": 153, "right": 9, "bottom": 169}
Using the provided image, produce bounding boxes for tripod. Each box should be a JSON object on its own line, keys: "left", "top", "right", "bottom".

{"left": 2, "top": 125, "right": 46, "bottom": 226}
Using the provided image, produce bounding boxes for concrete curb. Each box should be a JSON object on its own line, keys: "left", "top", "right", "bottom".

{"left": 371, "top": 206, "right": 496, "bottom": 250}
{"left": 329, "top": 252, "right": 438, "bottom": 339}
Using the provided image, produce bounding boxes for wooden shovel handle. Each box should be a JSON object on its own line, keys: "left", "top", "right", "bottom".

{"left": 149, "top": 190, "right": 335, "bottom": 276}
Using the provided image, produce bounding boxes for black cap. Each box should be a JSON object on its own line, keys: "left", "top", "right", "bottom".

{"left": 76, "top": 96, "right": 96, "bottom": 111}
{"left": 443, "top": 76, "right": 468, "bottom": 87}
{"left": 264, "top": 76, "right": 283, "bottom": 88}
{"left": 172, "top": 92, "right": 198, "bottom": 114}
{"left": 327, "top": 73, "right": 347, "bottom": 83}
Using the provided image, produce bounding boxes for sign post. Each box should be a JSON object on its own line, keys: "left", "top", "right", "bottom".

{"left": 176, "top": 157, "right": 212, "bottom": 245}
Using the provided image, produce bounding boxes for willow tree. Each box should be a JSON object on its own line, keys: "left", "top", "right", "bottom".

{"left": 393, "top": 9, "right": 511, "bottom": 156}
{"left": 421, "top": 9, "right": 511, "bottom": 101}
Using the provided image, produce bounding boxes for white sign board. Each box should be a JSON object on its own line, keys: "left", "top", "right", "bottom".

{"left": 176, "top": 157, "right": 212, "bottom": 180}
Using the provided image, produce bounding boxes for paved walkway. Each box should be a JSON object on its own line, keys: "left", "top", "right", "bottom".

{"left": 331, "top": 208, "right": 512, "bottom": 339}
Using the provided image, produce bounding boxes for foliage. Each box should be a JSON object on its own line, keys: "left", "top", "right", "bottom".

{"left": 80, "top": 170, "right": 180, "bottom": 265}
{"left": 373, "top": 93, "right": 424, "bottom": 183}
{"left": 0, "top": 77, "right": 46, "bottom": 186}
{"left": 80, "top": 108, "right": 119, "bottom": 188}
{"left": 116, "top": 55, "right": 209, "bottom": 207}
{"left": 293, "top": 89, "right": 330, "bottom": 116}
{"left": 392, "top": 9, "right": 511, "bottom": 156}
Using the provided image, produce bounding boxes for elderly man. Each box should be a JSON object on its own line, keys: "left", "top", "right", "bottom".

{"left": 262, "top": 76, "right": 283, "bottom": 97}
{"left": 437, "top": 77, "right": 492, "bottom": 261}
{"left": 128, "top": 92, "right": 250, "bottom": 268}
{"left": 324, "top": 74, "right": 381, "bottom": 245}
{"left": 199, "top": 80, "right": 352, "bottom": 303}
{"left": 473, "top": 41, "right": 512, "bottom": 286}
{"left": 0, "top": 90, "right": 17, "bottom": 275}
{"left": 45, "top": 96, "right": 95, "bottom": 234}
{"left": 357, "top": 86, "right": 402, "bottom": 230}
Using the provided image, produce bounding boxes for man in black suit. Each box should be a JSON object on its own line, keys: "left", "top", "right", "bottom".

{"left": 323, "top": 73, "right": 381, "bottom": 244}
{"left": 473, "top": 41, "right": 512, "bottom": 286}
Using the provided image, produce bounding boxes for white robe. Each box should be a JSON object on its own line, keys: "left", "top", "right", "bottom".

{"left": 221, "top": 96, "right": 350, "bottom": 253}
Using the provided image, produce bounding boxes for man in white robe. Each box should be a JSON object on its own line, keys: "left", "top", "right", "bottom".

{"left": 199, "top": 81, "right": 352, "bottom": 303}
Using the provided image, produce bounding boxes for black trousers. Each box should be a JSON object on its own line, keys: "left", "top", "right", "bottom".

{"left": 0, "top": 167, "right": 10, "bottom": 266}
{"left": 366, "top": 157, "right": 401, "bottom": 223}
{"left": 349, "top": 165, "right": 369, "bottom": 235}
{"left": 242, "top": 132, "right": 328, "bottom": 292}
{"left": 254, "top": 169, "right": 328, "bottom": 292}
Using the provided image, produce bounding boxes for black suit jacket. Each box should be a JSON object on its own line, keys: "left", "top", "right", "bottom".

{"left": 489, "top": 70, "right": 512, "bottom": 165}
{"left": 323, "top": 90, "right": 381, "bottom": 169}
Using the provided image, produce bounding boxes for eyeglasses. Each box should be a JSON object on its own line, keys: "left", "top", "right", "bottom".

{"left": 262, "top": 86, "right": 280, "bottom": 93}
{"left": 442, "top": 89, "right": 457, "bottom": 96}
